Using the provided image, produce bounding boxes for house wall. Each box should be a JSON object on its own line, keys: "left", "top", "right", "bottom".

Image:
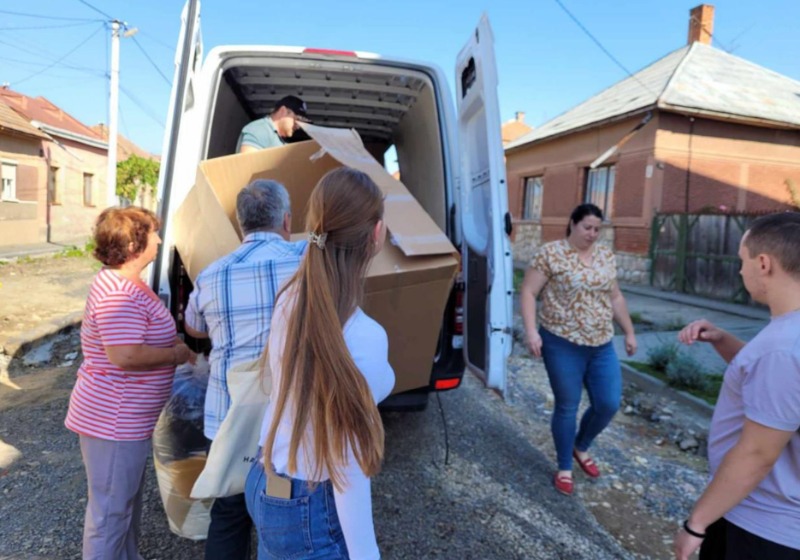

{"left": 655, "top": 113, "right": 800, "bottom": 214}
{"left": 505, "top": 114, "right": 659, "bottom": 280}
{"left": 505, "top": 112, "right": 800, "bottom": 284}
{"left": 45, "top": 138, "right": 108, "bottom": 245}
{"left": 0, "top": 133, "right": 47, "bottom": 247}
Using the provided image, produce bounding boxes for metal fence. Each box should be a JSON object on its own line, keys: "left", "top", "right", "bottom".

{"left": 649, "top": 213, "right": 758, "bottom": 303}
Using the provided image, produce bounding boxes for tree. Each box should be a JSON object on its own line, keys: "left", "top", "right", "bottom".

{"left": 116, "top": 155, "right": 160, "bottom": 204}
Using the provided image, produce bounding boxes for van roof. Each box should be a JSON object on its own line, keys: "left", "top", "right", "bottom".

{"left": 208, "top": 46, "right": 440, "bottom": 143}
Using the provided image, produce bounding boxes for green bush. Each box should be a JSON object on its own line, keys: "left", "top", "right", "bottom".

{"left": 646, "top": 341, "right": 679, "bottom": 371}
{"left": 665, "top": 352, "right": 709, "bottom": 392}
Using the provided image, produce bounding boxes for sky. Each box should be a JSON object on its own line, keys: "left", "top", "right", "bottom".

{"left": 1, "top": 0, "right": 798, "bottom": 156}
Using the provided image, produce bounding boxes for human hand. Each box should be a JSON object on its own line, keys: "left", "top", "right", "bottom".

{"left": 678, "top": 319, "right": 723, "bottom": 346}
{"left": 673, "top": 526, "right": 703, "bottom": 560}
{"left": 526, "top": 331, "right": 543, "bottom": 358}
{"left": 173, "top": 343, "right": 195, "bottom": 366}
{"left": 624, "top": 333, "right": 637, "bottom": 356}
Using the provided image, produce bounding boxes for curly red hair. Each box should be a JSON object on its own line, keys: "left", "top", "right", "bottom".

{"left": 92, "top": 206, "right": 161, "bottom": 267}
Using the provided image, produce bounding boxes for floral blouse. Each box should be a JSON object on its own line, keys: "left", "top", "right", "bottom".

{"left": 530, "top": 239, "right": 617, "bottom": 346}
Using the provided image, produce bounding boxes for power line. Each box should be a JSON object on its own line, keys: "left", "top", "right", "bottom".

{"left": 0, "top": 21, "right": 99, "bottom": 31}
{"left": 0, "top": 36, "right": 102, "bottom": 74}
{"left": 0, "top": 9, "right": 100, "bottom": 22}
{"left": 119, "top": 84, "right": 165, "bottom": 128}
{"left": 131, "top": 36, "right": 171, "bottom": 86}
{"left": 75, "top": 0, "right": 114, "bottom": 22}
{"left": 552, "top": 0, "right": 656, "bottom": 95}
{"left": 690, "top": 15, "right": 734, "bottom": 53}
{"left": 0, "top": 55, "right": 105, "bottom": 78}
{"left": 138, "top": 30, "right": 175, "bottom": 52}
{"left": 12, "top": 24, "right": 105, "bottom": 87}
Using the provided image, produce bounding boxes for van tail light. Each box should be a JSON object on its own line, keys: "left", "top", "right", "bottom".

{"left": 453, "top": 285, "right": 464, "bottom": 336}
{"left": 435, "top": 378, "right": 461, "bottom": 391}
{"left": 303, "top": 48, "right": 357, "bottom": 57}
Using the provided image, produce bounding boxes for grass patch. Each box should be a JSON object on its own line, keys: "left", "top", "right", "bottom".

{"left": 57, "top": 239, "right": 95, "bottom": 259}
{"left": 661, "top": 317, "right": 687, "bottom": 331}
{"left": 624, "top": 360, "right": 723, "bottom": 405}
{"left": 629, "top": 311, "right": 645, "bottom": 324}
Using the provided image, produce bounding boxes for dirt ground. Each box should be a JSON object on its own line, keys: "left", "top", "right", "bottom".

{"left": 0, "top": 255, "right": 97, "bottom": 353}
{"left": 0, "top": 255, "right": 711, "bottom": 559}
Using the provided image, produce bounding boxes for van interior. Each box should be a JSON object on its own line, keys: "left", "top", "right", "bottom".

{"left": 173, "top": 53, "right": 471, "bottom": 388}
{"left": 203, "top": 55, "right": 450, "bottom": 233}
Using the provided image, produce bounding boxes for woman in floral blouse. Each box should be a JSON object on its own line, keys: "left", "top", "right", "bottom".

{"left": 520, "top": 203, "right": 637, "bottom": 496}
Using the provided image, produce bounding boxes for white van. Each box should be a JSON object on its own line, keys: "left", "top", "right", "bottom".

{"left": 152, "top": 0, "right": 513, "bottom": 407}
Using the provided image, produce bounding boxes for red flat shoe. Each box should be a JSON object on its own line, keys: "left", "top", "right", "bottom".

{"left": 573, "top": 449, "right": 601, "bottom": 478}
{"left": 554, "top": 473, "right": 574, "bottom": 495}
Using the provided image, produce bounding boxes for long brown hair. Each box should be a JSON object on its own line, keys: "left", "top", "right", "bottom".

{"left": 264, "top": 167, "right": 386, "bottom": 491}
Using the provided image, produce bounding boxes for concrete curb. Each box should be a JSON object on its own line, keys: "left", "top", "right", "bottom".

{"left": 619, "top": 284, "right": 769, "bottom": 321}
{"left": 0, "top": 311, "right": 83, "bottom": 358}
{"left": 620, "top": 361, "right": 714, "bottom": 418}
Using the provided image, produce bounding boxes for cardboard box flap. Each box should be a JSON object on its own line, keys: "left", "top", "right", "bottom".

{"left": 172, "top": 175, "right": 241, "bottom": 281}
{"left": 301, "top": 123, "right": 455, "bottom": 257}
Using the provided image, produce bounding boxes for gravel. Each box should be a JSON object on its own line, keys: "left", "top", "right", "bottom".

{"left": 1, "top": 316, "right": 714, "bottom": 559}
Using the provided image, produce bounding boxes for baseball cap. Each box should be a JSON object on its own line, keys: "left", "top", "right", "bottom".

{"left": 275, "top": 95, "right": 310, "bottom": 122}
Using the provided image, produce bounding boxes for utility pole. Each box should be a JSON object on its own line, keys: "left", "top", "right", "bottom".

{"left": 106, "top": 20, "right": 121, "bottom": 207}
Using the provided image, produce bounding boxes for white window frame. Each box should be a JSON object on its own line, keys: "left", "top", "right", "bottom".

{"left": 83, "top": 172, "right": 94, "bottom": 207}
{"left": 1, "top": 161, "right": 18, "bottom": 202}
{"left": 585, "top": 165, "right": 615, "bottom": 218}
{"left": 49, "top": 166, "right": 60, "bottom": 204}
{"left": 522, "top": 176, "right": 543, "bottom": 220}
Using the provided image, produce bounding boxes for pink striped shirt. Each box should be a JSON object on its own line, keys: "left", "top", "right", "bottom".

{"left": 65, "top": 268, "right": 177, "bottom": 441}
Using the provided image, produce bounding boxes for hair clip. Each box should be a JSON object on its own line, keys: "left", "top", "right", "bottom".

{"left": 309, "top": 231, "right": 327, "bottom": 249}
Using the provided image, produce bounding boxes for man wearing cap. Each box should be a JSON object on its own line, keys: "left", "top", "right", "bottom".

{"left": 236, "top": 95, "right": 310, "bottom": 153}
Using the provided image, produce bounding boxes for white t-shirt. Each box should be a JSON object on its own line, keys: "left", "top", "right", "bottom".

{"left": 259, "top": 289, "right": 395, "bottom": 560}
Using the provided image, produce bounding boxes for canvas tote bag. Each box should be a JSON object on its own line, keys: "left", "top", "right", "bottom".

{"left": 190, "top": 348, "right": 271, "bottom": 499}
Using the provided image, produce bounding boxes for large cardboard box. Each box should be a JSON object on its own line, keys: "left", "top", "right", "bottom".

{"left": 173, "top": 124, "right": 458, "bottom": 394}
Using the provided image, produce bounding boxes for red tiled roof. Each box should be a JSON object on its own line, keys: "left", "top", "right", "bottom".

{"left": 90, "top": 124, "right": 159, "bottom": 161}
{"left": 0, "top": 98, "right": 49, "bottom": 140}
{"left": 0, "top": 87, "right": 103, "bottom": 142}
{"left": 502, "top": 120, "right": 533, "bottom": 145}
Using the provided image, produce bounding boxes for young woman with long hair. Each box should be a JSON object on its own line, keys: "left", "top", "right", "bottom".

{"left": 245, "top": 167, "right": 395, "bottom": 560}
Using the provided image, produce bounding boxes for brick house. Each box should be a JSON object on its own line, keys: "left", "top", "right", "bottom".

{"left": 504, "top": 5, "right": 800, "bottom": 283}
{"left": 0, "top": 87, "right": 109, "bottom": 247}
{"left": 0, "top": 99, "right": 51, "bottom": 245}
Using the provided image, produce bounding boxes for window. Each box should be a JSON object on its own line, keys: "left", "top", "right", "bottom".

{"left": 1, "top": 162, "right": 17, "bottom": 201}
{"left": 83, "top": 173, "right": 94, "bottom": 206}
{"left": 522, "top": 176, "right": 543, "bottom": 220}
{"left": 585, "top": 165, "right": 615, "bottom": 218}
{"left": 49, "top": 167, "right": 60, "bottom": 204}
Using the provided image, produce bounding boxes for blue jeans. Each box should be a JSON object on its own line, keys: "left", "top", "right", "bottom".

{"left": 245, "top": 460, "right": 349, "bottom": 560}
{"left": 540, "top": 328, "right": 621, "bottom": 471}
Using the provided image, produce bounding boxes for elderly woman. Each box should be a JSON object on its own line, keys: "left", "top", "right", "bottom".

{"left": 65, "top": 206, "right": 195, "bottom": 559}
{"left": 520, "top": 203, "right": 637, "bottom": 496}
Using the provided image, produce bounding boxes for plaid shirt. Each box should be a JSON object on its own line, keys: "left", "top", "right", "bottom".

{"left": 185, "top": 232, "right": 307, "bottom": 439}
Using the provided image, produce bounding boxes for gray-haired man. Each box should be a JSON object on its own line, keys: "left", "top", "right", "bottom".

{"left": 184, "top": 179, "right": 306, "bottom": 559}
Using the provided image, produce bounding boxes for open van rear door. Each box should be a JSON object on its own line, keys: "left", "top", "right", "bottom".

{"left": 151, "top": 0, "right": 202, "bottom": 301}
{"left": 455, "top": 14, "right": 513, "bottom": 396}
